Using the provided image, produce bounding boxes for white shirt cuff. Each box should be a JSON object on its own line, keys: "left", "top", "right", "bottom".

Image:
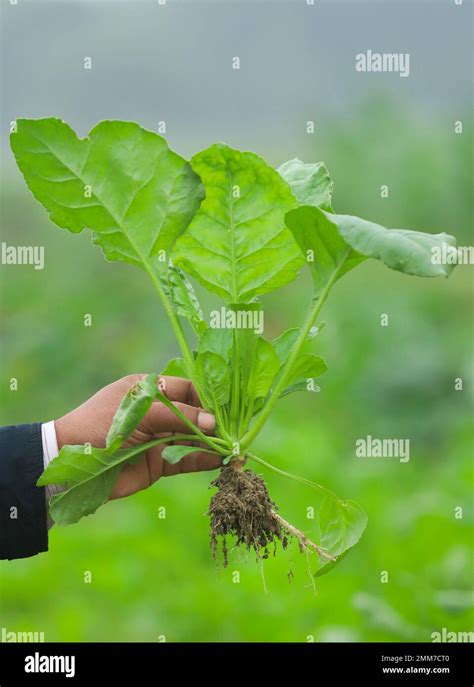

{"left": 42, "top": 420, "right": 59, "bottom": 466}
{"left": 41, "top": 421, "right": 65, "bottom": 527}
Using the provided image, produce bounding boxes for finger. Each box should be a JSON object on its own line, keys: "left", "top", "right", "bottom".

{"left": 144, "top": 444, "right": 167, "bottom": 484}
{"left": 158, "top": 376, "right": 202, "bottom": 408}
{"left": 186, "top": 382, "right": 202, "bottom": 408}
{"left": 111, "top": 460, "right": 149, "bottom": 499}
{"left": 158, "top": 376, "right": 196, "bottom": 404}
{"left": 143, "top": 401, "right": 215, "bottom": 435}
{"left": 162, "top": 450, "right": 223, "bottom": 477}
{"left": 131, "top": 373, "right": 203, "bottom": 409}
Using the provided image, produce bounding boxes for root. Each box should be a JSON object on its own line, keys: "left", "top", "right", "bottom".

{"left": 272, "top": 511, "right": 336, "bottom": 561}
{"left": 208, "top": 465, "right": 336, "bottom": 568}
{"left": 208, "top": 465, "right": 287, "bottom": 567}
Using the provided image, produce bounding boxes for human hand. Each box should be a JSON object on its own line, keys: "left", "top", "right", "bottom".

{"left": 54, "top": 374, "right": 220, "bottom": 499}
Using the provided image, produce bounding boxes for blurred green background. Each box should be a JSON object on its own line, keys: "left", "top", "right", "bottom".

{"left": 0, "top": 0, "right": 473, "bottom": 643}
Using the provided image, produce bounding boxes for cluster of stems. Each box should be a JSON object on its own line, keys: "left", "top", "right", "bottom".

{"left": 146, "top": 251, "right": 349, "bottom": 464}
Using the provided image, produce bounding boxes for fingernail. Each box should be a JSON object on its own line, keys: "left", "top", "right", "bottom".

{"left": 197, "top": 411, "right": 215, "bottom": 431}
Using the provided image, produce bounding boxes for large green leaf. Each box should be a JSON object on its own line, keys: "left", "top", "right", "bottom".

{"left": 286, "top": 205, "right": 457, "bottom": 296}
{"left": 106, "top": 374, "right": 158, "bottom": 452}
{"left": 315, "top": 497, "right": 368, "bottom": 577}
{"left": 10, "top": 118, "right": 203, "bottom": 273}
{"left": 334, "top": 211, "right": 457, "bottom": 278}
{"left": 278, "top": 158, "right": 333, "bottom": 212}
{"left": 172, "top": 144, "right": 304, "bottom": 302}
{"left": 38, "top": 440, "right": 160, "bottom": 525}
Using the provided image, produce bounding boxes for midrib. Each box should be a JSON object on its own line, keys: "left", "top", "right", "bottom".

{"left": 36, "top": 136, "right": 151, "bottom": 269}
{"left": 228, "top": 168, "right": 238, "bottom": 302}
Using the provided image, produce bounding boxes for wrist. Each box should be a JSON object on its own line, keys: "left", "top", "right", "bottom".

{"left": 54, "top": 415, "right": 71, "bottom": 451}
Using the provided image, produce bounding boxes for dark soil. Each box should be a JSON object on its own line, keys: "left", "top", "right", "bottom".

{"left": 208, "top": 465, "right": 288, "bottom": 566}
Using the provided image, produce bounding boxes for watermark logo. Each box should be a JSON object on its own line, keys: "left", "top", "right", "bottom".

{"left": 25, "top": 652, "right": 75, "bottom": 678}
{"left": 1, "top": 627, "right": 45, "bottom": 642}
{"left": 209, "top": 306, "right": 264, "bottom": 334}
{"left": 431, "top": 628, "right": 474, "bottom": 643}
{"left": 356, "top": 435, "right": 410, "bottom": 463}
{"left": 431, "top": 243, "right": 473, "bottom": 265}
{"left": 1, "top": 242, "right": 44, "bottom": 270}
{"left": 355, "top": 50, "right": 410, "bottom": 78}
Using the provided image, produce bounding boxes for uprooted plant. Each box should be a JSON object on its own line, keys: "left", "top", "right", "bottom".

{"left": 11, "top": 119, "right": 457, "bottom": 577}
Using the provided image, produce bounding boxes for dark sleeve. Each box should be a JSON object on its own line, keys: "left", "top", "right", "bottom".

{"left": 0, "top": 423, "right": 48, "bottom": 560}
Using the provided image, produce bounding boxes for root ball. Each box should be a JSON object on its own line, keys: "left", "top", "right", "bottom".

{"left": 208, "top": 465, "right": 288, "bottom": 566}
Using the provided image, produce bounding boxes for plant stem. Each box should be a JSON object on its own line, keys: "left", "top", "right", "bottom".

{"left": 143, "top": 261, "right": 195, "bottom": 376}
{"left": 246, "top": 451, "right": 338, "bottom": 501}
{"left": 202, "top": 436, "right": 229, "bottom": 446}
{"left": 127, "top": 433, "right": 212, "bottom": 455}
{"left": 221, "top": 405, "right": 230, "bottom": 431}
{"left": 241, "top": 397, "right": 255, "bottom": 434}
{"left": 240, "top": 249, "right": 351, "bottom": 449}
{"left": 211, "top": 393, "right": 233, "bottom": 444}
{"left": 155, "top": 390, "right": 230, "bottom": 455}
{"left": 238, "top": 393, "right": 247, "bottom": 434}
{"left": 229, "top": 327, "right": 241, "bottom": 437}
{"left": 144, "top": 264, "right": 235, "bottom": 448}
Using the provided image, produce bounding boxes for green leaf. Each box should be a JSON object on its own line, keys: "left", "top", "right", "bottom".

{"left": 313, "top": 550, "right": 349, "bottom": 578}
{"left": 288, "top": 353, "right": 327, "bottom": 384}
{"left": 160, "top": 358, "right": 188, "bottom": 378}
{"left": 172, "top": 143, "right": 304, "bottom": 302}
{"left": 106, "top": 373, "right": 158, "bottom": 452}
{"left": 226, "top": 303, "right": 263, "bottom": 398}
{"left": 285, "top": 206, "right": 364, "bottom": 294}
{"left": 10, "top": 118, "right": 203, "bottom": 273}
{"left": 315, "top": 497, "right": 368, "bottom": 577}
{"left": 334, "top": 211, "right": 457, "bottom": 278}
{"left": 274, "top": 326, "right": 326, "bottom": 371}
{"left": 279, "top": 380, "right": 320, "bottom": 399}
{"left": 198, "top": 326, "right": 233, "bottom": 360}
{"left": 278, "top": 158, "right": 333, "bottom": 212}
{"left": 195, "top": 351, "right": 231, "bottom": 409}
{"left": 38, "top": 441, "right": 157, "bottom": 525}
{"left": 273, "top": 329, "right": 327, "bottom": 399}
{"left": 252, "top": 398, "right": 265, "bottom": 415}
{"left": 273, "top": 328, "right": 300, "bottom": 366}
{"left": 163, "top": 263, "right": 206, "bottom": 335}
{"left": 162, "top": 444, "right": 216, "bottom": 464}
{"left": 247, "top": 337, "right": 280, "bottom": 402}
{"left": 247, "top": 450, "right": 367, "bottom": 576}
{"left": 286, "top": 206, "right": 457, "bottom": 297}
{"left": 274, "top": 353, "right": 327, "bottom": 399}
{"left": 319, "top": 497, "right": 367, "bottom": 555}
